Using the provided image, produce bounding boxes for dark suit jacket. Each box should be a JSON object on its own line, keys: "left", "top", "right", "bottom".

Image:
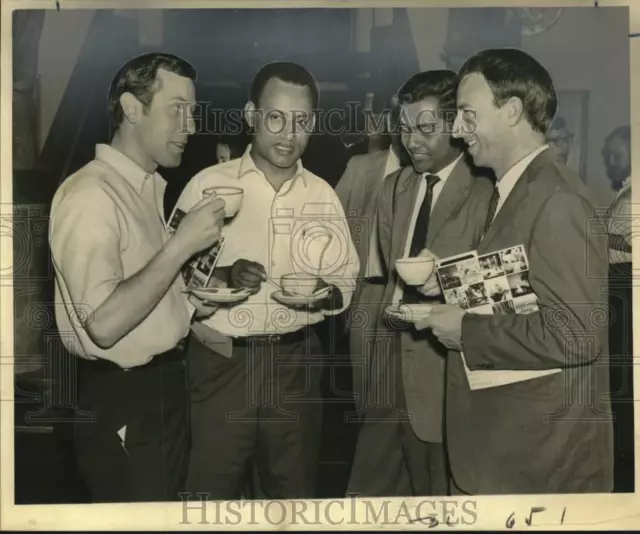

{"left": 447, "top": 148, "right": 614, "bottom": 494}
{"left": 377, "top": 154, "right": 494, "bottom": 442}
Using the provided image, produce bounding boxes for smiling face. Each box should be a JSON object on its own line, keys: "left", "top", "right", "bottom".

{"left": 453, "top": 73, "right": 511, "bottom": 171}
{"left": 131, "top": 68, "right": 196, "bottom": 169}
{"left": 399, "top": 96, "right": 457, "bottom": 174}
{"left": 245, "top": 77, "right": 315, "bottom": 172}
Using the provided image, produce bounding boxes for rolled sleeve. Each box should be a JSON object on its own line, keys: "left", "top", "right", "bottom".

{"left": 50, "top": 186, "right": 123, "bottom": 317}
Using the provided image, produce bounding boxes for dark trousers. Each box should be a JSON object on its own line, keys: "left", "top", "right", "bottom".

{"left": 73, "top": 343, "right": 190, "bottom": 503}
{"left": 609, "top": 262, "right": 635, "bottom": 492}
{"left": 347, "top": 340, "right": 450, "bottom": 497}
{"left": 185, "top": 328, "right": 324, "bottom": 500}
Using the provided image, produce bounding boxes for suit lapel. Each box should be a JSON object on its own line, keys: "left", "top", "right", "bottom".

{"left": 391, "top": 167, "right": 422, "bottom": 263}
{"left": 480, "top": 148, "right": 554, "bottom": 250}
{"left": 427, "top": 158, "right": 474, "bottom": 247}
{"left": 362, "top": 150, "right": 389, "bottom": 214}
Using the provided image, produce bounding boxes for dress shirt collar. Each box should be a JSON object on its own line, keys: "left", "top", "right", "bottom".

{"left": 95, "top": 143, "right": 159, "bottom": 194}
{"left": 237, "top": 143, "right": 307, "bottom": 187}
{"left": 421, "top": 153, "right": 463, "bottom": 185}
{"left": 617, "top": 176, "right": 631, "bottom": 196}
{"left": 496, "top": 144, "right": 549, "bottom": 203}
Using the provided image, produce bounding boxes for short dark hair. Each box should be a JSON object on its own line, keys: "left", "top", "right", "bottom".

{"left": 605, "top": 125, "right": 630, "bottom": 146}
{"left": 249, "top": 61, "right": 319, "bottom": 109}
{"left": 396, "top": 70, "right": 459, "bottom": 124}
{"left": 218, "top": 134, "right": 248, "bottom": 159}
{"left": 458, "top": 48, "right": 557, "bottom": 135}
{"left": 108, "top": 52, "right": 197, "bottom": 137}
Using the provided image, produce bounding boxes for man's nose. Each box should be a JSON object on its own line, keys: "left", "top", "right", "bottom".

{"left": 405, "top": 132, "right": 421, "bottom": 149}
{"left": 452, "top": 111, "right": 464, "bottom": 139}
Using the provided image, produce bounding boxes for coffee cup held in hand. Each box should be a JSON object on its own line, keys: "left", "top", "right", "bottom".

{"left": 280, "top": 273, "right": 318, "bottom": 297}
{"left": 395, "top": 257, "right": 435, "bottom": 286}
{"left": 203, "top": 187, "right": 243, "bottom": 217}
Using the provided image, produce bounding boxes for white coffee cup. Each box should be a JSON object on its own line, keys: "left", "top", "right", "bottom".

{"left": 395, "top": 257, "right": 436, "bottom": 286}
{"left": 203, "top": 186, "right": 243, "bottom": 217}
{"left": 280, "top": 273, "right": 318, "bottom": 296}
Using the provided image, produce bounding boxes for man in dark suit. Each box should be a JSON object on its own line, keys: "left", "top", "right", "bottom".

{"left": 417, "top": 48, "right": 614, "bottom": 494}
{"left": 347, "top": 70, "right": 493, "bottom": 496}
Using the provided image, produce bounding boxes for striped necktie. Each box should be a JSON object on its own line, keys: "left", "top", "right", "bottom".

{"left": 484, "top": 186, "right": 500, "bottom": 233}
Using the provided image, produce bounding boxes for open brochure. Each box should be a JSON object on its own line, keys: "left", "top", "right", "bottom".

{"left": 166, "top": 207, "right": 226, "bottom": 289}
{"left": 435, "top": 245, "right": 561, "bottom": 390}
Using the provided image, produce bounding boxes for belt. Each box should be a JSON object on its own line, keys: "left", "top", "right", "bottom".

{"left": 79, "top": 337, "right": 189, "bottom": 372}
{"left": 232, "top": 327, "right": 309, "bottom": 347}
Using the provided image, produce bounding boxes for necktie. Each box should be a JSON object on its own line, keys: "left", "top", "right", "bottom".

{"left": 484, "top": 186, "right": 500, "bottom": 233}
{"left": 408, "top": 174, "right": 441, "bottom": 257}
{"left": 403, "top": 174, "right": 440, "bottom": 304}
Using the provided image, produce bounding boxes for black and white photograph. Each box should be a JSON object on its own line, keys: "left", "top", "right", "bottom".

{"left": 456, "top": 257, "right": 485, "bottom": 286}
{"left": 499, "top": 245, "right": 529, "bottom": 274}
{"left": 491, "top": 300, "right": 516, "bottom": 315}
{"left": 478, "top": 252, "right": 504, "bottom": 279}
{"left": 167, "top": 207, "right": 186, "bottom": 235}
{"left": 465, "top": 282, "right": 489, "bottom": 308}
{"left": 2, "top": 1, "right": 637, "bottom": 530}
{"left": 507, "top": 271, "right": 534, "bottom": 298}
{"left": 443, "top": 287, "right": 470, "bottom": 310}
{"left": 437, "top": 264, "right": 463, "bottom": 290}
{"left": 484, "top": 276, "right": 512, "bottom": 304}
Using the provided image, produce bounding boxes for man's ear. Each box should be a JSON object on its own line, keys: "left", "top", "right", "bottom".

{"left": 244, "top": 100, "right": 256, "bottom": 130}
{"left": 120, "top": 92, "right": 143, "bottom": 125}
{"left": 505, "top": 96, "right": 525, "bottom": 127}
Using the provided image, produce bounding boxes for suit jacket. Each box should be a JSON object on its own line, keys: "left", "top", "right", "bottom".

{"left": 447, "top": 148, "right": 614, "bottom": 494}
{"left": 377, "top": 154, "right": 494, "bottom": 442}
{"left": 335, "top": 149, "right": 396, "bottom": 410}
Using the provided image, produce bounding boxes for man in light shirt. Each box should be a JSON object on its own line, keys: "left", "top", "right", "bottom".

{"left": 347, "top": 70, "right": 493, "bottom": 497}
{"left": 175, "top": 61, "right": 359, "bottom": 499}
{"left": 418, "top": 48, "right": 613, "bottom": 494}
{"left": 49, "top": 53, "right": 226, "bottom": 502}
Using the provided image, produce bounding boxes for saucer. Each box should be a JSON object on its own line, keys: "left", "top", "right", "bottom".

{"left": 189, "top": 287, "right": 252, "bottom": 304}
{"left": 385, "top": 304, "right": 433, "bottom": 322}
{"left": 271, "top": 287, "right": 331, "bottom": 307}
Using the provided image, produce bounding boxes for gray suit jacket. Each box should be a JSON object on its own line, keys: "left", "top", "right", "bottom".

{"left": 335, "top": 149, "right": 396, "bottom": 410}
{"left": 446, "top": 148, "right": 614, "bottom": 494}
{"left": 377, "top": 155, "right": 494, "bottom": 442}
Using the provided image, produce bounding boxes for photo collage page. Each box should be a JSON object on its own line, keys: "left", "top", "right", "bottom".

{"left": 436, "top": 244, "right": 539, "bottom": 316}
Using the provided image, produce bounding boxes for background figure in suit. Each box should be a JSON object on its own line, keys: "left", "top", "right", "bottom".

{"left": 347, "top": 70, "right": 493, "bottom": 497}
{"left": 545, "top": 116, "right": 572, "bottom": 166}
{"left": 602, "top": 125, "right": 634, "bottom": 492}
{"left": 335, "top": 106, "right": 407, "bottom": 415}
{"left": 418, "top": 48, "right": 614, "bottom": 494}
{"left": 216, "top": 133, "right": 248, "bottom": 164}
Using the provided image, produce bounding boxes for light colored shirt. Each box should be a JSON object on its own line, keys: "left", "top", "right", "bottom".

{"left": 365, "top": 147, "right": 402, "bottom": 278}
{"left": 608, "top": 176, "right": 632, "bottom": 264}
{"left": 173, "top": 146, "right": 360, "bottom": 337}
{"left": 49, "top": 144, "right": 193, "bottom": 368}
{"left": 492, "top": 145, "right": 549, "bottom": 220}
{"left": 391, "top": 154, "right": 463, "bottom": 304}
